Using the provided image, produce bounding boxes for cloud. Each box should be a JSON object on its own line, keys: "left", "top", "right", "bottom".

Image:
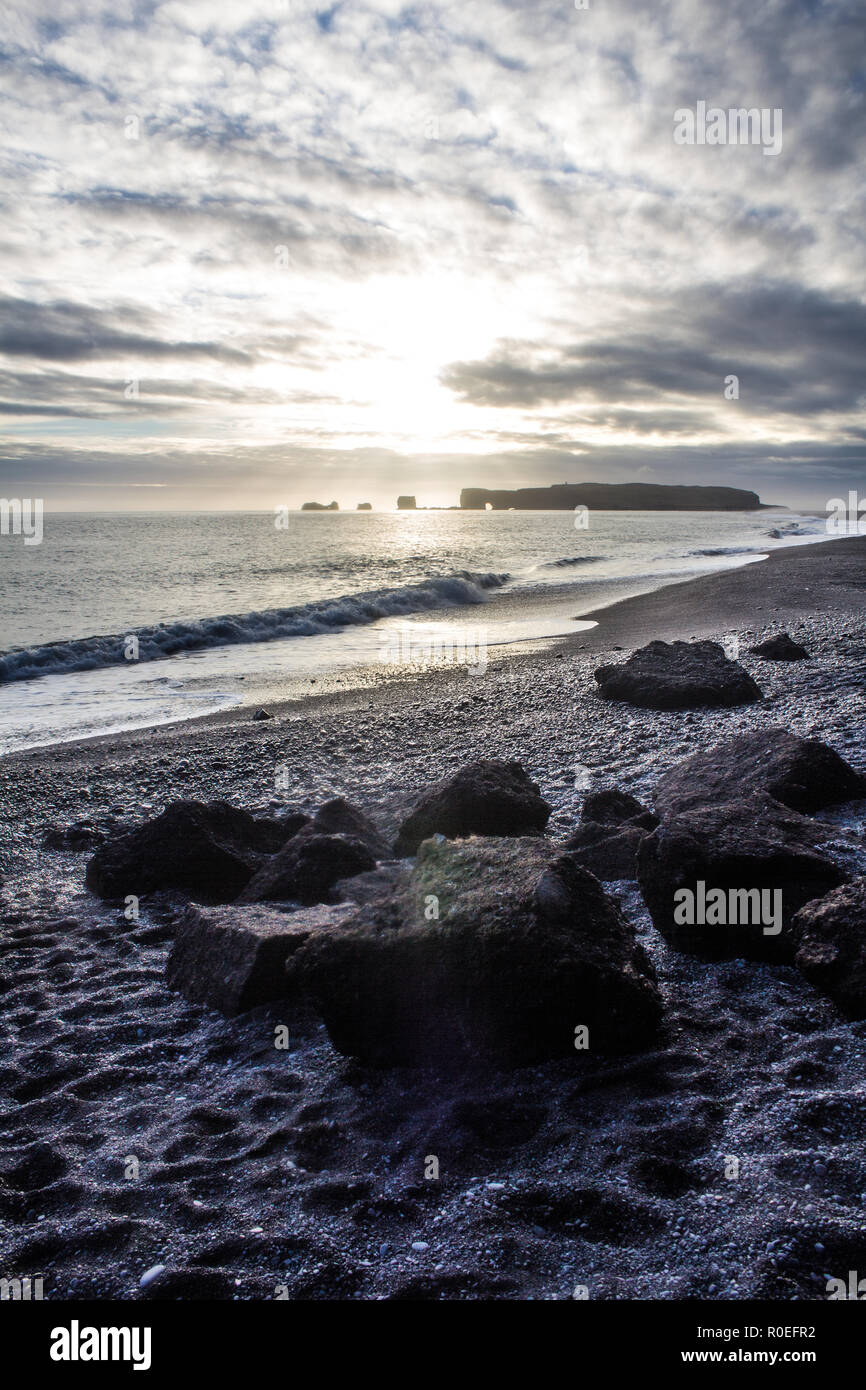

{"left": 442, "top": 282, "right": 866, "bottom": 422}
{"left": 0, "top": 0, "right": 861, "bottom": 509}
{"left": 0, "top": 293, "right": 252, "bottom": 364}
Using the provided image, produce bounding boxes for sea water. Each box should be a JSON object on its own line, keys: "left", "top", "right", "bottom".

{"left": 0, "top": 508, "right": 827, "bottom": 753}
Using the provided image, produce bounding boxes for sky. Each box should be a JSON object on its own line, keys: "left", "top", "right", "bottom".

{"left": 0, "top": 0, "right": 863, "bottom": 511}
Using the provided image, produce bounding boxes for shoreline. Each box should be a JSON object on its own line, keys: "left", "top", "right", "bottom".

{"left": 10, "top": 532, "right": 859, "bottom": 765}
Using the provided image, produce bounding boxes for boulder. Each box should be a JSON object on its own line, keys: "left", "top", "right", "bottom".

{"left": 85, "top": 801, "right": 307, "bottom": 904}
{"left": 580, "top": 788, "right": 658, "bottom": 831}
{"left": 285, "top": 835, "right": 662, "bottom": 1068}
{"left": 235, "top": 830, "right": 376, "bottom": 905}
{"left": 331, "top": 862, "right": 410, "bottom": 906}
{"left": 561, "top": 822, "right": 646, "bottom": 880}
{"left": 262, "top": 810, "right": 312, "bottom": 844}
{"left": 559, "top": 786, "right": 657, "bottom": 879}
{"left": 654, "top": 729, "right": 865, "bottom": 819}
{"left": 394, "top": 760, "right": 551, "bottom": 856}
{"left": 793, "top": 880, "right": 866, "bottom": 1018}
{"left": 310, "top": 797, "right": 390, "bottom": 858}
{"left": 749, "top": 632, "right": 810, "bottom": 661}
{"left": 636, "top": 794, "right": 847, "bottom": 962}
{"left": 594, "top": 640, "right": 763, "bottom": 709}
{"left": 167, "top": 901, "right": 356, "bottom": 1016}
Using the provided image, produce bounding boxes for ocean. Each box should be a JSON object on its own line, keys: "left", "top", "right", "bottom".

{"left": 0, "top": 508, "right": 828, "bottom": 754}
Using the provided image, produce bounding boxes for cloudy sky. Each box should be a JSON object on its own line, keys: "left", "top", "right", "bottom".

{"left": 0, "top": 0, "right": 863, "bottom": 510}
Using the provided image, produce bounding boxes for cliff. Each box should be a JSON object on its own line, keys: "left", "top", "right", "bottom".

{"left": 459, "top": 482, "right": 764, "bottom": 511}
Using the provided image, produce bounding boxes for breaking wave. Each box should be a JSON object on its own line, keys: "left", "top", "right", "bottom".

{"left": 690, "top": 546, "right": 761, "bottom": 557}
{"left": 0, "top": 571, "right": 510, "bottom": 685}
{"left": 765, "top": 520, "right": 822, "bottom": 539}
{"left": 541, "top": 555, "right": 607, "bottom": 569}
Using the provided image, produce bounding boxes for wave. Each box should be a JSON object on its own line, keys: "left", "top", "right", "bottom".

{"left": 0, "top": 570, "right": 510, "bottom": 685}
{"left": 541, "top": 555, "right": 607, "bottom": 569}
{"left": 690, "top": 545, "right": 761, "bottom": 557}
{"left": 765, "top": 520, "right": 821, "bottom": 539}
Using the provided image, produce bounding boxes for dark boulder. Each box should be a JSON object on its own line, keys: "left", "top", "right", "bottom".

{"left": 581, "top": 788, "right": 658, "bottom": 831}
{"left": 285, "top": 835, "right": 662, "bottom": 1068}
{"left": 654, "top": 729, "right": 865, "bottom": 819}
{"left": 561, "top": 822, "right": 646, "bottom": 881}
{"left": 251, "top": 810, "right": 311, "bottom": 849}
{"left": 793, "top": 880, "right": 866, "bottom": 1018}
{"left": 236, "top": 830, "right": 376, "bottom": 905}
{"left": 749, "top": 632, "right": 810, "bottom": 661}
{"left": 594, "top": 640, "right": 763, "bottom": 709}
{"left": 85, "top": 801, "right": 306, "bottom": 904}
{"left": 166, "top": 901, "right": 356, "bottom": 1016}
{"left": 636, "top": 794, "right": 847, "bottom": 962}
{"left": 310, "top": 797, "right": 390, "bottom": 858}
{"left": 394, "top": 760, "right": 551, "bottom": 856}
{"left": 560, "top": 786, "right": 657, "bottom": 879}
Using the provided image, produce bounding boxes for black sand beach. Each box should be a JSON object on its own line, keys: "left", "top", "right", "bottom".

{"left": 2, "top": 536, "right": 865, "bottom": 1301}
